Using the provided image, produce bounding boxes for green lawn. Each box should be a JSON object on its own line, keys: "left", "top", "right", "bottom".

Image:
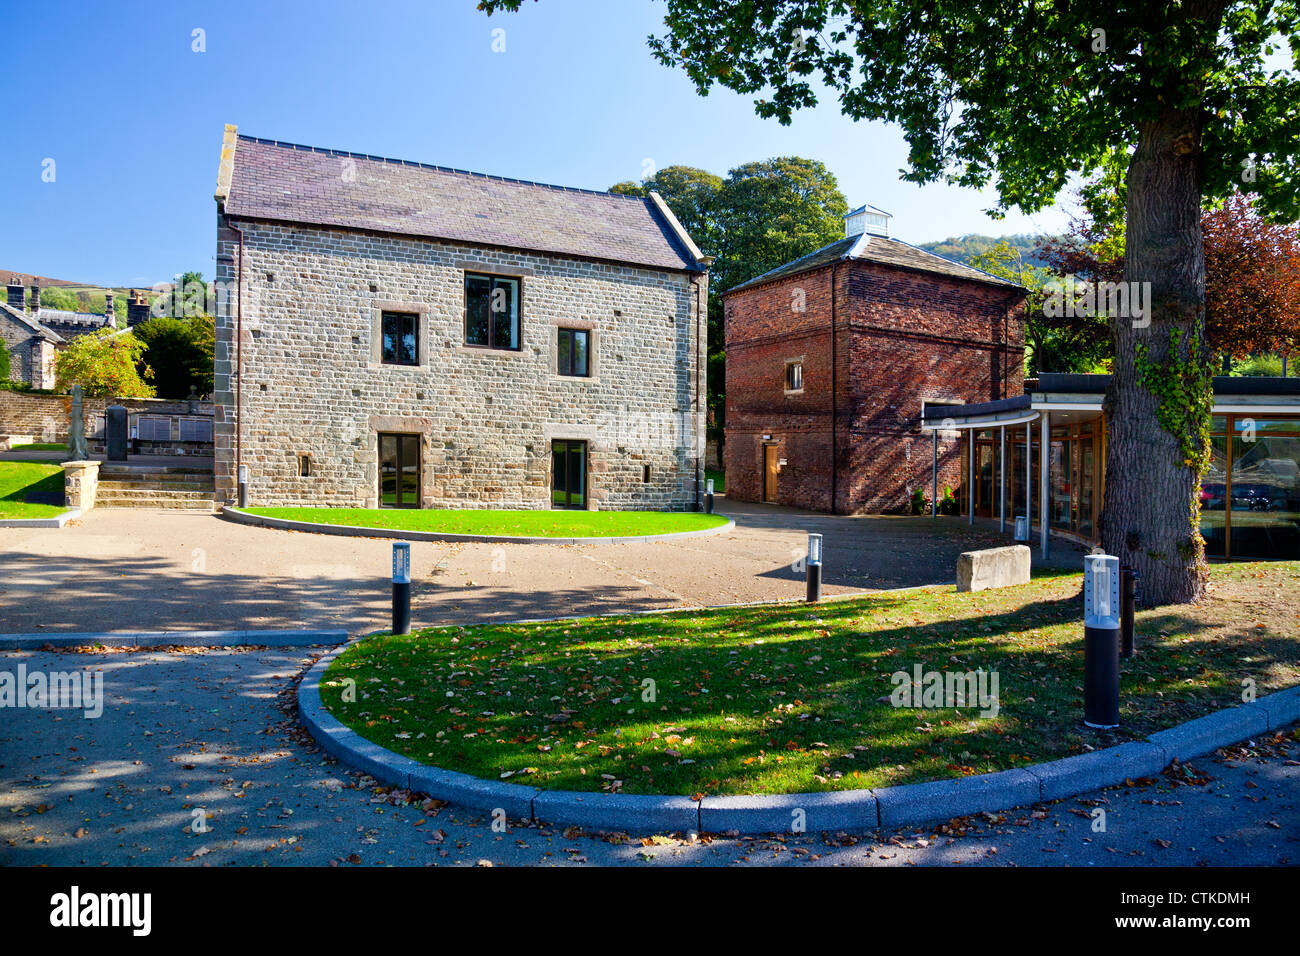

{"left": 0, "top": 460, "right": 66, "bottom": 519}
{"left": 321, "top": 562, "right": 1300, "bottom": 797}
{"left": 244, "top": 507, "right": 730, "bottom": 538}
{"left": 8, "top": 443, "right": 64, "bottom": 452}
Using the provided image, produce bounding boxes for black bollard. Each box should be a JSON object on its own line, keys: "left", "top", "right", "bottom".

{"left": 392, "top": 542, "right": 411, "bottom": 635}
{"left": 1120, "top": 566, "right": 1137, "bottom": 659}
{"left": 806, "top": 533, "right": 823, "bottom": 603}
{"left": 1083, "top": 554, "right": 1120, "bottom": 728}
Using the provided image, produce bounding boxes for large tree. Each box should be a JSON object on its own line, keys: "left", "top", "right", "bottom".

{"left": 484, "top": 0, "right": 1300, "bottom": 605}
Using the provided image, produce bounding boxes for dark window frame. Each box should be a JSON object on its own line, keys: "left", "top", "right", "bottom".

{"left": 380, "top": 310, "right": 419, "bottom": 366}
{"left": 551, "top": 439, "right": 588, "bottom": 510}
{"left": 378, "top": 433, "right": 422, "bottom": 510}
{"left": 557, "top": 328, "right": 591, "bottom": 377}
{"left": 785, "top": 360, "right": 803, "bottom": 391}
{"left": 463, "top": 273, "right": 523, "bottom": 351}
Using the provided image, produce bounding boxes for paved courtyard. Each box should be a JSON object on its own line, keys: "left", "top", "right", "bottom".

{"left": 0, "top": 499, "right": 1085, "bottom": 636}
{"left": 2, "top": 502, "right": 1294, "bottom": 868}
{"left": 2, "top": 646, "right": 1294, "bottom": 867}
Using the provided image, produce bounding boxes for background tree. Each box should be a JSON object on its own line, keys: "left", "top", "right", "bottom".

{"left": 483, "top": 0, "right": 1300, "bottom": 604}
{"left": 54, "top": 329, "right": 154, "bottom": 398}
{"left": 969, "top": 241, "right": 1110, "bottom": 376}
{"left": 1043, "top": 185, "right": 1300, "bottom": 371}
{"left": 0, "top": 343, "right": 11, "bottom": 383}
{"left": 133, "top": 314, "right": 215, "bottom": 398}
{"left": 610, "top": 158, "right": 845, "bottom": 424}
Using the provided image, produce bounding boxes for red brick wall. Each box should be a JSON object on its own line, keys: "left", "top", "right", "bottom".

{"left": 723, "top": 266, "right": 847, "bottom": 510}
{"left": 724, "top": 257, "right": 1025, "bottom": 514}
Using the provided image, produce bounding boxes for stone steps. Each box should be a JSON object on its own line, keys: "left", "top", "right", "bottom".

{"left": 93, "top": 465, "right": 216, "bottom": 510}
{"left": 98, "top": 478, "right": 214, "bottom": 492}
{"left": 94, "top": 488, "right": 216, "bottom": 510}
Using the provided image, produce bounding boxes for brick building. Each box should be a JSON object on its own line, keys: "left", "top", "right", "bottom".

{"left": 211, "top": 126, "right": 709, "bottom": 510}
{"left": 723, "top": 205, "right": 1027, "bottom": 514}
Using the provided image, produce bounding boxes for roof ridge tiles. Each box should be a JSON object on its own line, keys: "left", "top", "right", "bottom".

{"left": 235, "top": 134, "right": 649, "bottom": 202}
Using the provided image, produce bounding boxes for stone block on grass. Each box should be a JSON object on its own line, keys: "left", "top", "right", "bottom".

{"left": 957, "top": 545, "right": 1031, "bottom": 592}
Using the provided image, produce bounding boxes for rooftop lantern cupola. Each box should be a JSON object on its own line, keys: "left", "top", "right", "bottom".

{"left": 844, "top": 203, "right": 891, "bottom": 239}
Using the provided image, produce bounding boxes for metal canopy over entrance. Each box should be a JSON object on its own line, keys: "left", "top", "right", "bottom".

{"left": 920, "top": 374, "right": 1300, "bottom": 561}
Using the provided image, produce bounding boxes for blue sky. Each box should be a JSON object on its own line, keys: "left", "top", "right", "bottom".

{"left": 1, "top": 0, "right": 1079, "bottom": 288}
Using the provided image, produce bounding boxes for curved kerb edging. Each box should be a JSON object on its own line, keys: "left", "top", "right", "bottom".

{"left": 299, "top": 648, "right": 1300, "bottom": 835}
{"left": 222, "top": 507, "right": 735, "bottom": 546}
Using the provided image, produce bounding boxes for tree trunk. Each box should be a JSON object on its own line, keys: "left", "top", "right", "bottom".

{"left": 1100, "top": 106, "right": 1211, "bottom": 606}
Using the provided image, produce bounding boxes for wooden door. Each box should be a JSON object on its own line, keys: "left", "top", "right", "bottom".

{"left": 764, "top": 445, "right": 780, "bottom": 502}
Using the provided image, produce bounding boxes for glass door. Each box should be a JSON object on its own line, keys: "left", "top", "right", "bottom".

{"left": 379, "top": 434, "right": 421, "bottom": 508}
{"left": 552, "top": 440, "right": 587, "bottom": 509}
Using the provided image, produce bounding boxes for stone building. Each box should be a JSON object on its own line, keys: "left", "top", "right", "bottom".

{"left": 0, "top": 280, "right": 61, "bottom": 389}
{"left": 1, "top": 277, "right": 122, "bottom": 388}
{"left": 723, "top": 204, "right": 1027, "bottom": 514}
{"left": 211, "top": 126, "right": 710, "bottom": 510}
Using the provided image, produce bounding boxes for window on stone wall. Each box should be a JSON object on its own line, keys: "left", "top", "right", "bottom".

{"left": 465, "top": 273, "right": 521, "bottom": 350}
{"left": 785, "top": 360, "right": 803, "bottom": 392}
{"left": 381, "top": 311, "right": 419, "bottom": 366}
{"left": 557, "top": 328, "right": 590, "bottom": 376}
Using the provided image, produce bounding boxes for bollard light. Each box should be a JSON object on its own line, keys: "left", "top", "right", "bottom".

{"left": 805, "top": 533, "right": 823, "bottom": 603}
{"left": 1083, "top": 553, "right": 1120, "bottom": 728}
{"left": 1120, "top": 566, "right": 1138, "bottom": 658}
{"left": 392, "top": 542, "right": 411, "bottom": 635}
{"left": 237, "top": 464, "right": 249, "bottom": 509}
{"left": 705, "top": 478, "right": 715, "bottom": 514}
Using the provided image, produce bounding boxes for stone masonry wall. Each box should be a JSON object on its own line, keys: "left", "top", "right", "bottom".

{"left": 0, "top": 391, "right": 212, "bottom": 445}
{"left": 214, "top": 218, "right": 707, "bottom": 510}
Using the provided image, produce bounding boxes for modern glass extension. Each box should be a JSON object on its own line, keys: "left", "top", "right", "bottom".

{"left": 922, "top": 374, "right": 1300, "bottom": 560}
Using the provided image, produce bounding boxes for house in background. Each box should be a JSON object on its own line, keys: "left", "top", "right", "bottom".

{"left": 722, "top": 204, "right": 1027, "bottom": 514}
{"left": 1, "top": 277, "right": 125, "bottom": 388}
{"left": 0, "top": 279, "right": 62, "bottom": 388}
{"left": 211, "top": 126, "right": 709, "bottom": 511}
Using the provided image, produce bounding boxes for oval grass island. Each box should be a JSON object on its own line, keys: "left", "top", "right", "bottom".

{"left": 224, "top": 506, "right": 733, "bottom": 544}
{"left": 303, "top": 562, "right": 1300, "bottom": 834}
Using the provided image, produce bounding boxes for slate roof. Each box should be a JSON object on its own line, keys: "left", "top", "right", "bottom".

{"left": 221, "top": 135, "right": 702, "bottom": 272}
{"left": 0, "top": 303, "right": 64, "bottom": 343}
{"left": 724, "top": 233, "right": 1025, "bottom": 295}
{"left": 32, "top": 308, "right": 113, "bottom": 341}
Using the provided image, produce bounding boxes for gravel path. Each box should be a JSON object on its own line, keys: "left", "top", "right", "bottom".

{"left": 2, "top": 647, "right": 1294, "bottom": 867}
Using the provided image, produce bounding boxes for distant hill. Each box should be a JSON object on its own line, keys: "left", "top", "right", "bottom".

{"left": 916, "top": 233, "right": 1056, "bottom": 268}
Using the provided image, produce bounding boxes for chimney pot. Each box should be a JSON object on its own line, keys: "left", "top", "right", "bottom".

{"left": 29, "top": 282, "right": 40, "bottom": 313}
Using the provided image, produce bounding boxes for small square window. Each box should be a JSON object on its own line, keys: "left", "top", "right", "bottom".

{"left": 381, "top": 311, "right": 418, "bottom": 366}
{"left": 558, "top": 328, "right": 590, "bottom": 376}
{"left": 643, "top": 464, "right": 651, "bottom": 483}
{"left": 785, "top": 361, "right": 803, "bottom": 391}
{"left": 298, "top": 454, "right": 311, "bottom": 477}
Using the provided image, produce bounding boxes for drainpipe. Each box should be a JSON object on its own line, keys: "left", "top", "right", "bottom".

{"left": 830, "top": 263, "right": 839, "bottom": 514}
{"left": 692, "top": 265, "right": 708, "bottom": 512}
{"left": 226, "top": 216, "right": 245, "bottom": 500}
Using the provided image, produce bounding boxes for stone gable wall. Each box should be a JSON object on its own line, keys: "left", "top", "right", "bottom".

{"left": 214, "top": 218, "right": 707, "bottom": 510}
{"left": 0, "top": 311, "right": 56, "bottom": 389}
